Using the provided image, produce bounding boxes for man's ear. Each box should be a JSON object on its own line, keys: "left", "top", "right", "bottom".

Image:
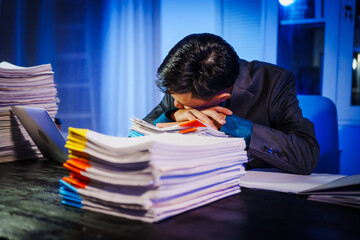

{"left": 217, "top": 93, "right": 231, "bottom": 103}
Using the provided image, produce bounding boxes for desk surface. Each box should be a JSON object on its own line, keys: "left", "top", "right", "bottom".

{"left": 0, "top": 160, "right": 359, "bottom": 240}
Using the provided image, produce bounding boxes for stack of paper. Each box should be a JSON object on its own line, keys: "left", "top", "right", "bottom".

{"left": 0, "top": 61, "right": 59, "bottom": 163}
{"left": 59, "top": 127, "right": 248, "bottom": 222}
{"left": 129, "top": 118, "right": 228, "bottom": 137}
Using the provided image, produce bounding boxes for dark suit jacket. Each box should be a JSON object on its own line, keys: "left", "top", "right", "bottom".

{"left": 144, "top": 59, "right": 320, "bottom": 175}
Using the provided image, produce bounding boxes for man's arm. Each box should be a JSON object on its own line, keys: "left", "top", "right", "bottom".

{"left": 247, "top": 70, "right": 319, "bottom": 175}
{"left": 143, "top": 94, "right": 176, "bottom": 124}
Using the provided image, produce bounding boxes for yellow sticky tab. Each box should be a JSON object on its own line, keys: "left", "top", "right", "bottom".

{"left": 67, "top": 135, "right": 86, "bottom": 147}
{"left": 66, "top": 127, "right": 89, "bottom": 153}
{"left": 68, "top": 127, "right": 88, "bottom": 142}
{"left": 65, "top": 142, "right": 86, "bottom": 153}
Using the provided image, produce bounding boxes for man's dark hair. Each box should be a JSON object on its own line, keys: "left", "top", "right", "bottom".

{"left": 156, "top": 33, "right": 240, "bottom": 100}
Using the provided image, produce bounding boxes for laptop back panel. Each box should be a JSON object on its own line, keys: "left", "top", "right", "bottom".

{"left": 11, "top": 106, "right": 68, "bottom": 163}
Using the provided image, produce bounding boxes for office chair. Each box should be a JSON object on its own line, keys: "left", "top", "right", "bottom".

{"left": 297, "top": 95, "right": 340, "bottom": 173}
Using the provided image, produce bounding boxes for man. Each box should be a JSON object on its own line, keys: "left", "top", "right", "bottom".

{"left": 144, "top": 33, "right": 319, "bottom": 175}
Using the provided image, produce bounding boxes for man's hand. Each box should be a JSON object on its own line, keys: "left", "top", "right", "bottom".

{"left": 156, "top": 122, "right": 184, "bottom": 128}
{"left": 159, "top": 106, "right": 232, "bottom": 130}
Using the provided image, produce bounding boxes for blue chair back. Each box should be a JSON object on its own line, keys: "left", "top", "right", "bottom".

{"left": 297, "top": 95, "right": 340, "bottom": 173}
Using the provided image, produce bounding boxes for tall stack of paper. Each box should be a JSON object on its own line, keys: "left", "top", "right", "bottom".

{"left": 59, "top": 127, "right": 248, "bottom": 222}
{"left": 0, "top": 61, "right": 59, "bottom": 163}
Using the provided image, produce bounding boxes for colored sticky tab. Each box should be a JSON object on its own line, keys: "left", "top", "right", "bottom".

{"left": 68, "top": 127, "right": 88, "bottom": 142}
{"left": 179, "top": 128, "right": 198, "bottom": 134}
{"left": 63, "top": 162, "right": 82, "bottom": 175}
{"left": 65, "top": 142, "right": 86, "bottom": 153}
{"left": 67, "top": 159, "right": 90, "bottom": 171}
{"left": 179, "top": 119, "right": 206, "bottom": 128}
{"left": 63, "top": 176, "right": 88, "bottom": 189}
{"left": 60, "top": 179, "right": 78, "bottom": 192}
{"left": 70, "top": 172, "right": 89, "bottom": 182}
{"left": 61, "top": 199, "right": 83, "bottom": 208}
{"left": 70, "top": 157, "right": 89, "bottom": 164}
{"left": 69, "top": 150, "right": 89, "bottom": 159}
{"left": 67, "top": 135, "right": 86, "bottom": 147}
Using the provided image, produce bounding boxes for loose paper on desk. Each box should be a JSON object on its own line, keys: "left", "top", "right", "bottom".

{"left": 238, "top": 170, "right": 345, "bottom": 194}
{"left": 239, "top": 170, "right": 360, "bottom": 208}
{"left": 130, "top": 118, "right": 227, "bottom": 137}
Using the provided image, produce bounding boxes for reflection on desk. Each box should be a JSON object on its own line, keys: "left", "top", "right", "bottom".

{"left": 0, "top": 160, "right": 359, "bottom": 239}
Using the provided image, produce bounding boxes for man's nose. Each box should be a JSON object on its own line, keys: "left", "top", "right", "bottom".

{"left": 174, "top": 100, "right": 184, "bottom": 109}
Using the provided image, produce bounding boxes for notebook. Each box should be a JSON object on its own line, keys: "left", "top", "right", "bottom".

{"left": 11, "top": 106, "right": 68, "bottom": 163}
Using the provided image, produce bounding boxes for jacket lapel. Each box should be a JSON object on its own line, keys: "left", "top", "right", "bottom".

{"left": 229, "top": 59, "right": 255, "bottom": 118}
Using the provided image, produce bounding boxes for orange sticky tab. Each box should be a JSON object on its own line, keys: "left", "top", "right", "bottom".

{"left": 63, "top": 176, "right": 87, "bottom": 189}
{"left": 63, "top": 162, "right": 82, "bottom": 175}
{"left": 67, "top": 159, "right": 90, "bottom": 172}
{"left": 62, "top": 176, "right": 78, "bottom": 188}
{"left": 179, "top": 119, "right": 206, "bottom": 128}
{"left": 179, "top": 127, "right": 198, "bottom": 134}
{"left": 71, "top": 157, "right": 89, "bottom": 164}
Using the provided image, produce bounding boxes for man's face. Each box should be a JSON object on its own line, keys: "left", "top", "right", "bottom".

{"left": 171, "top": 93, "right": 223, "bottom": 109}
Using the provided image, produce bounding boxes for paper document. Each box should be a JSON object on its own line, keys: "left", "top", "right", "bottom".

{"left": 130, "top": 118, "right": 227, "bottom": 137}
{"left": 239, "top": 170, "right": 345, "bottom": 194}
{"left": 239, "top": 170, "right": 360, "bottom": 209}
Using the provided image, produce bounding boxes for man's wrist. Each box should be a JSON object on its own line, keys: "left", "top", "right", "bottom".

{"left": 220, "top": 114, "right": 253, "bottom": 147}
{"left": 154, "top": 109, "right": 178, "bottom": 126}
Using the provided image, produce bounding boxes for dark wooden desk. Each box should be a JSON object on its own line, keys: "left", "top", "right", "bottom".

{"left": 0, "top": 160, "right": 359, "bottom": 240}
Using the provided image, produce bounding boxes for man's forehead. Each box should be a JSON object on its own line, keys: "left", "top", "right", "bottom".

{"left": 171, "top": 93, "right": 216, "bottom": 108}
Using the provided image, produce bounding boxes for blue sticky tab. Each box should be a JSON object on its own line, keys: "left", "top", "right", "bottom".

{"left": 129, "top": 129, "right": 145, "bottom": 137}
{"left": 60, "top": 179, "right": 78, "bottom": 193}
{"left": 61, "top": 199, "right": 83, "bottom": 208}
{"left": 61, "top": 193, "right": 82, "bottom": 204}
{"left": 59, "top": 189, "right": 82, "bottom": 202}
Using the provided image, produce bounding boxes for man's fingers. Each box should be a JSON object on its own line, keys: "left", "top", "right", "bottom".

{"left": 188, "top": 109, "right": 217, "bottom": 129}
{"left": 201, "top": 109, "right": 227, "bottom": 125}
{"left": 173, "top": 109, "right": 197, "bottom": 122}
{"left": 156, "top": 122, "right": 181, "bottom": 128}
{"left": 209, "top": 106, "right": 233, "bottom": 115}
{"left": 170, "top": 106, "right": 233, "bottom": 130}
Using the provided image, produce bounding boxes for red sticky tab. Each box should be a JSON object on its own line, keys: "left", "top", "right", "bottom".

{"left": 179, "top": 119, "right": 206, "bottom": 128}
{"left": 63, "top": 176, "right": 88, "bottom": 189}
{"left": 70, "top": 172, "right": 89, "bottom": 182}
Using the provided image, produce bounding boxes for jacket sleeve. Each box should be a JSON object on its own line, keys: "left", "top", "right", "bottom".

{"left": 143, "top": 94, "right": 175, "bottom": 124}
{"left": 247, "top": 71, "right": 320, "bottom": 175}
